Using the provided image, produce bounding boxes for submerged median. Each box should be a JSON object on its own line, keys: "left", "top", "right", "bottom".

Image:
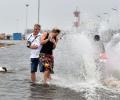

{"left": 0, "top": 41, "right": 15, "bottom": 48}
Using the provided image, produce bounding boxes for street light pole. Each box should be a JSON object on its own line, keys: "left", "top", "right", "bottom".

{"left": 103, "top": 12, "right": 109, "bottom": 23}
{"left": 38, "top": 0, "right": 40, "bottom": 24}
{"left": 25, "top": 4, "right": 29, "bottom": 34}
{"left": 111, "top": 8, "right": 120, "bottom": 30}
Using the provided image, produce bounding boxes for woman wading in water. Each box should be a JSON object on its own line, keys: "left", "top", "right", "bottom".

{"left": 39, "top": 28, "right": 61, "bottom": 84}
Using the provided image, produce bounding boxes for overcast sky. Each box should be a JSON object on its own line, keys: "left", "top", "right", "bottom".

{"left": 0, "top": 0, "right": 119, "bottom": 34}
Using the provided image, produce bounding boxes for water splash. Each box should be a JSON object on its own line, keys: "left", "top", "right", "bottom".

{"left": 106, "top": 33, "right": 120, "bottom": 80}
{"left": 53, "top": 33, "right": 101, "bottom": 91}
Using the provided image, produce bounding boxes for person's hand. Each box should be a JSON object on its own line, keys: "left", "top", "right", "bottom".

{"left": 100, "top": 53, "right": 107, "bottom": 59}
{"left": 50, "top": 38, "right": 56, "bottom": 45}
{"left": 99, "top": 52, "right": 107, "bottom": 62}
{"left": 47, "top": 35, "right": 51, "bottom": 41}
{"left": 30, "top": 44, "right": 38, "bottom": 49}
{"left": 51, "top": 38, "right": 55, "bottom": 43}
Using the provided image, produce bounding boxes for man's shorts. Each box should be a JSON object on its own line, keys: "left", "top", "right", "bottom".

{"left": 31, "top": 58, "right": 39, "bottom": 73}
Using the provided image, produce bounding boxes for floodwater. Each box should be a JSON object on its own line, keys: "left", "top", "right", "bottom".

{"left": 0, "top": 40, "right": 85, "bottom": 100}
{"left": 0, "top": 39, "right": 120, "bottom": 100}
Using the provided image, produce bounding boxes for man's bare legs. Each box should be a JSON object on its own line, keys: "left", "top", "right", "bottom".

{"left": 31, "top": 72, "right": 36, "bottom": 83}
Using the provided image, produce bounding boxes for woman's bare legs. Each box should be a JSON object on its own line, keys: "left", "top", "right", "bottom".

{"left": 43, "top": 70, "right": 51, "bottom": 84}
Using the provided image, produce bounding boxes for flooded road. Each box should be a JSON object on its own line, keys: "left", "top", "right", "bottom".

{"left": 0, "top": 40, "right": 85, "bottom": 100}
{"left": 0, "top": 40, "right": 120, "bottom": 100}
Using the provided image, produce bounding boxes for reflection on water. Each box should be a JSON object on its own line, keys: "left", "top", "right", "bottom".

{"left": 29, "top": 84, "right": 56, "bottom": 100}
{"left": 29, "top": 84, "right": 85, "bottom": 100}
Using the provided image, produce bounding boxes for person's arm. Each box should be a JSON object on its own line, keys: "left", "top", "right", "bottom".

{"left": 101, "top": 42, "right": 105, "bottom": 53}
{"left": 99, "top": 42, "right": 107, "bottom": 59}
{"left": 27, "top": 34, "right": 38, "bottom": 49}
{"left": 40, "top": 32, "right": 49, "bottom": 45}
{"left": 52, "top": 38, "right": 58, "bottom": 49}
{"left": 30, "top": 44, "right": 38, "bottom": 49}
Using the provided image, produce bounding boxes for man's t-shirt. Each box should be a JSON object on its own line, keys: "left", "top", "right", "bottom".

{"left": 27, "top": 33, "right": 42, "bottom": 58}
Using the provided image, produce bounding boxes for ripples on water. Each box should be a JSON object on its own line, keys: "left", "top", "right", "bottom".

{"left": 0, "top": 40, "right": 120, "bottom": 100}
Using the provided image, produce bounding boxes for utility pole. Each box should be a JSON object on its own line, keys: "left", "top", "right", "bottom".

{"left": 38, "top": 0, "right": 40, "bottom": 24}
{"left": 25, "top": 4, "right": 29, "bottom": 34}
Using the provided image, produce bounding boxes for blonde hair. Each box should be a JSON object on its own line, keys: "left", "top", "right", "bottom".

{"left": 34, "top": 24, "right": 41, "bottom": 29}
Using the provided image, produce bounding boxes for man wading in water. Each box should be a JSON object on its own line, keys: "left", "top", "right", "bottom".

{"left": 94, "top": 34, "right": 107, "bottom": 81}
{"left": 39, "top": 28, "right": 61, "bottom": 84}
{"left": 27, "top": 24, "right": 42, "bottom": 83}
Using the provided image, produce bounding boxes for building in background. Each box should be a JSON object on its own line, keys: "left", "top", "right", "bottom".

{"left": 0, "top": 33, "right": 5, "bottom": 40}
